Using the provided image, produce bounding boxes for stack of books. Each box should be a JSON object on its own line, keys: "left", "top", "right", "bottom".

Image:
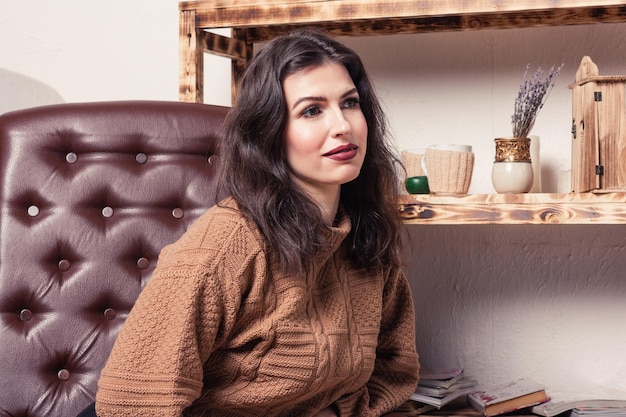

{"left": 403, "top": 373, "right": 626, "bottom": 417}
{"left": 409, "top": 368, "right": 478, "bottom": 409}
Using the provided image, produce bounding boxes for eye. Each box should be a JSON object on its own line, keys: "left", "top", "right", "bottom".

{"left": 342, "top": 96, "right": 360, "bottom": 109}
{"left": 301, "top": 105, "right": 322, "bottom": 118}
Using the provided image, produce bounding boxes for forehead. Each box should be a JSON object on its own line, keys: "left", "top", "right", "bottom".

{"left": 282, "top": 63, "right": 355, "bottom": 98}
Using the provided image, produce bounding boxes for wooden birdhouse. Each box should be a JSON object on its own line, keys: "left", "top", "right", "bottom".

{"left": 570, "top": 56, "right": 626, "bottom": 192}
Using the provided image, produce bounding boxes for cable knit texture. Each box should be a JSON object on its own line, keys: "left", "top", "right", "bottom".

{"left": 96, "top": 197, "right": 419, "bottom": 417}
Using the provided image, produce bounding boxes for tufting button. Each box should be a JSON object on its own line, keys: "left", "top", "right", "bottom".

{"left": 19, "top": 309, "right": 32, "bottom": 321}
{"left": 58, "top": 259, "right": 71, "bottom": 271}
{"left": 66, "top": 152, "right": 78, "bottom": 164}
{"left": 104, "top": 308, "right": 116, "bottom": 320}
{"left": 57, "top": 369, "right": 70, "bottom": 381}
{"left": 136, "top": 257, "right": 149, "bottom": 269}
{"left": 102, "top": 206, "right": 114, "bottom": 218}
{"left": 28, "top": 205, "right": 40, "bottom": 217}
{"left": 136, "top": 153, "right": 147, "bottom": 164}
{"left": 172, "top": 208, "right": 184, "bottom": 219}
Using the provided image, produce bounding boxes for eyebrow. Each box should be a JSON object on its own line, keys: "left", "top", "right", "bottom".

{"left": 291, "top": 87, "right": 359, "bottom": 110}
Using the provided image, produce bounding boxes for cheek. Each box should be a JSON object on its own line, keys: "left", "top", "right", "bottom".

{"left": 284, "top": 121, "right": 322, "bottom": 156}
{"left": 353, "top": 113, "right": 368, "bottom": 144}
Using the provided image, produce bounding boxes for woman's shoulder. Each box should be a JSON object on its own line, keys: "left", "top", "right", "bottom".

{"left": 197, "top": 196, "right": 257, "bottom": 232}
{"left": 160, "top": 197, "right": 265, "bottom": 264}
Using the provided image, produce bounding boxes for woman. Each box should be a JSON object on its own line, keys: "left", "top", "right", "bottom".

{"left": 93, "top": 29, "right": 419, "bottom": 417}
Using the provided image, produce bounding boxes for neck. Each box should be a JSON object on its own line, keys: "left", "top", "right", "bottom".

{"left": 318, "top": 192, "right": 340, "bottom": 226}
{"left": 300, "top": 185, "right": 341, "bottom": 226}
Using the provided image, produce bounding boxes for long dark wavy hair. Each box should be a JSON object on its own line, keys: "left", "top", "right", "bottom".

{"left": 217, "top": 28, "right": 402, "bottom": 274}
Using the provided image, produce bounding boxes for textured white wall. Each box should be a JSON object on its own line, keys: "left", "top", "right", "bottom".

{"left": 2, "top": 0, "right": 626, "bottom": 397}
{"left": 403, "top": 224, "right": 626, "bottom": 392}
{"left": 0, "top": 0, "right": 230, "bottom": 111}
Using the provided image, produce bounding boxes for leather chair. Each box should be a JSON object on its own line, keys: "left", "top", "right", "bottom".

{"left": 0, "top": 101, "right": 229, "bottom": 417}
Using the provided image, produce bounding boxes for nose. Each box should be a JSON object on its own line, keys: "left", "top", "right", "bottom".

{"left": 329, "top": 107, "right": 351, "bottom": 137}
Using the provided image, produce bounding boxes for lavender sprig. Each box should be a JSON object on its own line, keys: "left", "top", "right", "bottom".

{"left": 511, "top": 63, "right": 564, "bottom": 138}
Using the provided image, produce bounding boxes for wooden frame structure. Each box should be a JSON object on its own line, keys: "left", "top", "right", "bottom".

{"left": 178, "top": 0, "right": 626, "bottom": 225}
{"left": 179, "top": 0, "right": 626, "bottom": 103}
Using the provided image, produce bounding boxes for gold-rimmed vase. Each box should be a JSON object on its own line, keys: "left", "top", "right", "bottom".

{"left": 491, "top": 137, "right": 534, "bottom": 194}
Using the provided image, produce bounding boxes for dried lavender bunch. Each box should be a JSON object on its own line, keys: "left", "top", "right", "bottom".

{"left": 511, "top": 63, "right": 564, "bottom": 138}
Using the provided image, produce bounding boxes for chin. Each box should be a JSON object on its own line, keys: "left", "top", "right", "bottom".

{"left": 340, "top": 172, "right": 362, "bottom": 185}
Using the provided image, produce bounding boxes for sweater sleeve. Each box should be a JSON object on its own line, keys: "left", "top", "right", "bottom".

{"left": 334, "top": 267, "right": 420, "bottom": 417}
{"left": 95, "top": 211, "right": 261, "bottom": 416}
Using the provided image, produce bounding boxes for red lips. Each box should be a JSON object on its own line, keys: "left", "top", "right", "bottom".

{"left": 323, "top": 144, "right": 358, "bottom": 161}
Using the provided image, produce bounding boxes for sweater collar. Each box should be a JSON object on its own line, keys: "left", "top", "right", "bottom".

{"left": 317, "top": 209, "right": 351, "bottom": 263}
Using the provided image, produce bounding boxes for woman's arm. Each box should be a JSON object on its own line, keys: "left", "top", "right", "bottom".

{"left": 95, "top": 209, "right": 260, "bottom": 416}
{"left": 95, "top": 256, "right": 226, "bottom": 416}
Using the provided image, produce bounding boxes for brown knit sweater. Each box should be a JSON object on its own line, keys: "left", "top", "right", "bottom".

{"left": 96, "top": 198, "right": 419, "bottom": 417}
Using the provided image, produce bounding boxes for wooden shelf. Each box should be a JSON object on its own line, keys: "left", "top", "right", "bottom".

{"left": 178, "top": 0, "right": 626, "bottom": 103}
{"left": 399, "top": 192, "right": 626, "bottom": 224}
{"left": 178, "top": 0, "right": 626, "bottom": 225}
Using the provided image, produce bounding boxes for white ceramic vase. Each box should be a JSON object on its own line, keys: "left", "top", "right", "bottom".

{"left": 492, "top": 161, "right": 534, "bottom": 193}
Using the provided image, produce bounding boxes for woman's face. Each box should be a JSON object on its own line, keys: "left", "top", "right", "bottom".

{"left": 282, "top": 62, "right": 367, "bottom": 200}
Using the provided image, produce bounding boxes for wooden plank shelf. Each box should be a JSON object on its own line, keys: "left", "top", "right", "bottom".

{"left": 399, "top": 192, "right": 626, "bottom": 224}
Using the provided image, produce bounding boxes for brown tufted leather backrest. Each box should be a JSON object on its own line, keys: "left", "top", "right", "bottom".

{"left": 0, "top": 101, "right": 229, "bottom": 417}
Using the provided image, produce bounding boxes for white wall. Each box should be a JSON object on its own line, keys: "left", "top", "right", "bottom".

{"left": 1, "top": 0, "right": 186, "bottom": 109}
{"left": 403, "top": 223, "right": 626, "bottom": 394}
{"left": 3, "top": 0, "right": 626, "bottom": 398}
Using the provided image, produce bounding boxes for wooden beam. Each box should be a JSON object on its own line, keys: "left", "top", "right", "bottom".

{"left": 242, "top": 6, "right": 626, "bottom": 42}
{"left": 201, "top": 31, "right": 248, "bottom": 59}
{"left": 179, "top": 9, "right": 204, "bottom": 103}
{"left": 230, "top": 28, "right": 252, "bottom": 103}
{"left": 186, "top": 1, "right": 626, "bottom": 32}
